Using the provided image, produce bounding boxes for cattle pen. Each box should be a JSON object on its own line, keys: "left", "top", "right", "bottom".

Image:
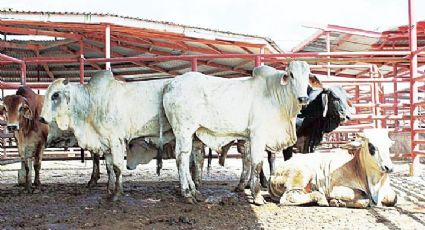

{"left": 1, "top": 3, "right": 425, "bottom": 163}
{"left": 1, "top": 0, "right": 425, "bottom": 229}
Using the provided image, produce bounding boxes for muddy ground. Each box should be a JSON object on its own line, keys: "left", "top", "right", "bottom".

{"left": 1, "top": 152, "right": 425, "bottom": 230}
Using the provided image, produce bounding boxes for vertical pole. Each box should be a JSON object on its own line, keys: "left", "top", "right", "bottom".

{"left": 191, "top": 58, "right": 198, "bottom": 72}
{"left": 20, "top": 63, "right": 26, "bottom": 85}
{"left": 326, "top": 31, "right": 331, "bottom": 77}
{"left": 79, "top": 39, "right": 85, "bottom": 163}
{"left": 393, "top": 63, "right": 399, "bottom": 128}
{"left": 79, "top": 40, "right": 85, "bottom": 84}
{"left": 254, "top": 56, "right": 260, "bottom": 67}
{"left": 105, "top": 24, "right": 111, "bottom": 70}
{"left": 408, "top": 0, "right": 418, "bottom": 160}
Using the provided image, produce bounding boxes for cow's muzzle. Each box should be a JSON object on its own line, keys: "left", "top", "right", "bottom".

{"left": 297, "top": 97, "right": 309, "bottom": 105}
{"left": 382, "top": 165, "right": 394, "bottom": 173}
{"left": 7, "top": 125, "right": 18, "bottom": 132}
{"left": 39, "top": 117, "right": 48, "bottom": 124}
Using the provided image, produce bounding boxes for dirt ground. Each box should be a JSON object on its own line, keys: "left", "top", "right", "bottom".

{"left": 1, "top": 152, "right": 425, "bottom": 230}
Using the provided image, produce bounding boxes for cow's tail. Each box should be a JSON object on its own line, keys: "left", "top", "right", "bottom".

{"left": 157, "top": 103, "right": 165, "bottom": 176}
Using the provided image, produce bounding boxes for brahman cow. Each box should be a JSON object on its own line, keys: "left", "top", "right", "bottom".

{"left": 162, "top": 62, "right": 319, "bottom": 205}
{"left": 217, "top": 85, "right": 353, "bottom": 188}
{"left": 268, "top": 129, "right": 397, "bottom": 208}
{"left": 39, "top": 71, "right": 203, "bottom": 201}
{"left": 0, "top": 87, "right": 77, "bottom": 192}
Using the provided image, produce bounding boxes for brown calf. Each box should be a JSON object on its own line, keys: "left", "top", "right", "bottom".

{"left": 1, "top": 87, "right": 48, "bottom": 192}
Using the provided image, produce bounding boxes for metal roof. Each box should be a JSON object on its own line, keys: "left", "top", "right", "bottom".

{"left": 0, "top": 10, "right": 282, "bottom": 83}
{"left": 291, "top": 24, "right": 425, "bottom": 78}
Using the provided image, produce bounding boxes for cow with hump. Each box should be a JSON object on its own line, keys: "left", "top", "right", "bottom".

{"left": 162, "top": 61, "right": 319, "bottom": 205}
{"left": 39, "top": 71, "right": 203, "bottom": 201}
{"left": 269, "top": 129, "right": 397, "bottom": 208}
{"left": 0, "top": 86, "right": 77, "bottom": 192}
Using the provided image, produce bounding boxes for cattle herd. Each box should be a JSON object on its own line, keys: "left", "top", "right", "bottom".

{"left": 0, "top": 61, "right": 397, "bottom": 208}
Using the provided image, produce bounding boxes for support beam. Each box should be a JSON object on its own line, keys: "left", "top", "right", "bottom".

{"left": 0, "top": 25, "right": 83, "bottom": 39}
{"left": 58, "top": 45, "right": 101, "bottom": 70}
{"left": 34, "top": 50, "right": 54, "bottom": 79}
{"left": 331, "top": 34, "right": 352, "bottom": 52}
{"left": 105, "top": 24, "right": 111, "bottom": 70}
{"left": 39, "top": 39, "right": 77, "bottom": 51}
{"left": 0, "top": 40, "right": 39, "bottom": 50}
{"left": 408, "top": 0, "right": 419, "bottom": 160}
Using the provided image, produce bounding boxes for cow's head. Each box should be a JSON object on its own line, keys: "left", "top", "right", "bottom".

{"left": 0, "top": 95, "right": 33, "bottom": 132}
{"left": 40, "top": 78, "right": 71, "bottom": 130}
{"left": 322, "top": 86, "right": 353, "bottom": 122}
{"left": 283, "top": 61, "right": 320, "bottom": 105}
{"left": 252, "top": 61, "right": 320, "bottom": 106}
{"left": 361, "top": 129, "right": 394, "bottom": 173}
{"left": 126, "top": 138, "right": 158, "bottom": 170}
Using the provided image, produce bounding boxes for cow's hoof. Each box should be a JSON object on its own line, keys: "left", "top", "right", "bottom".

{"left": 329, "top": 199, "right": 339, "bottom": 207}
{"left": 107, "top": 194, "right": 120, "bottom": 202}
{"left": 260, "top": 180, "right": 268, "bottom": 189}
{"left": 234, "top": 186, "right": 245, "bottom": 193}
{"left": 106, "top": 188, "right": 115, "bottom": 196}
{"left": 253, "top": 196, "right": 266, "bottom": 206}
{"left": 317, "top": 198, "right": 329, "bottom": 207}
{"left": 24, "top": 187, "right": 33, "bottom": 194}
{"left": 184, "top": 196, "right": 198, "bottom": 204}
{"left": 33, "top": 181, "right": 41, "bottom": 188}
{"left": 193, "top": 190, "right": 205, "bottom": 202}
{"left": 87, "top": 179, "right": 98, "bottom": 188}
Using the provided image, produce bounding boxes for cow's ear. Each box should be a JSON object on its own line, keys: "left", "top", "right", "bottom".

{"left": 280, "top": 72, "right": 289, "bottom": 86}
{"left": 63, "top": 78, "right": 69, "bottom": 85}
{"left": 22, "top": 104, "right": 33, "bottom": 120}
{"left": 309, "top": 74, "right": 322, "bottom": 88}
{"left": 347, "top": 99, "right": 353, "bottom": 107}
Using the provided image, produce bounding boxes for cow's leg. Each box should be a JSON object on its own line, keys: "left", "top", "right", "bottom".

{"left": 279, "top": 190, "right": 329, "bottom": 207}
{"left": 219, "top": 141, "right": 233, "bottom": 166}
{"left": 259, "top": 170, "right": 268, "bottom": 189}
{"left": 87, "top": 153, "right": 101, "bottom": 188}
{"left": 17, "top": 144, "right": 29, "bottom": 186}
{"left": 24, "top": 158, "right": 32, "bottom": 193}
{"left": 207, "top": 148, "right": 212, "bottom": 175}
{"left": 282, "top": 146, "right": 293, "bottom": 161}
{"left": 190, "top": 140, "right": 204, "bottom": 190}
{"left": 110, "top": 141, "right": 125, "bottom": 201}
{"left": 329, "top": 186, "right": 370, "bottom": 208}
{"left": 18, "top": 161, "right": 28, "bottom": 186}
{"left": 104, "top": 153, "right": 115, "bottom": 196}
{"left": 235, "top": 141, "right": 251, "bottom": 192}
{"left": 175, "top": 134, "right": 200, "bottom": 204}
{"left": 249, "top": 137, "right": 267, "bottom": 205}
{"left": 33, "top": 145, "right": 43, "bottom": 187}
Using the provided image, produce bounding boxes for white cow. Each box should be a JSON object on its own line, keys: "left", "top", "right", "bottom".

{"left": 163, "top": 62, "right": 319, "bottom": 204}
{"left": 268, "top": 129, "right": 397, "bottom": 208}
{"left": 39, "top": 71, "right": 203, "bottom": 200}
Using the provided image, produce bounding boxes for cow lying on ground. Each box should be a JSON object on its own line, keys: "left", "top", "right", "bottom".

{"left": 268, "top": 129, "right": 397, "bottom": 208}
{"left": 0, "top": 87, "right": 77, "bottom": 192}
{"left": 163, "top": 62, "right": 319, "bottom": 205}
{"left": 40, "top": 71, "right": 203, "bottom": 201}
